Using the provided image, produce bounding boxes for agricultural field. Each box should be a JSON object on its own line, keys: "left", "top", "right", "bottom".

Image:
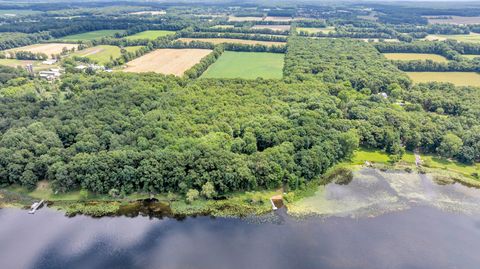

{"left": 129, "top": 11, "right": 166, "bottom": 16}
{"left": 177, "top": 37, "right": 286, "bottom": 46}
{"left": 71, "top": 45, "right": 143, "bottom": 65}
{"left": 228, "top": 16, "right": 263, "bottom": 22}
{"left": 122, "top": 48, "right": 212, "bottom": 75}
{"left": 296, "top": 27, "right": 335, "bottom": 34}
{"left": 462, "top": 55, "right": 480, "bottom": 60}
{"left": 125, "top": 30, "right": 175, "bottom": 40}
{"left": 264, "top": 16, "right": 292, "bottom": 22}
{"left": 424, "top": 33, "right": 480, "bottom": 43}
{"left": 383, "top": 53, "right": 449, "bottom": 63}
{"left": 5, "top": 43, "right": 78, "bottom": 58}
{"left": 211, "top": 25, "right": 235, "bottom": 29}
{"left": 0, "top": 9, "right": 42, "bottom": 17}
{"left": 406, "top": 72, "right": 480, "bottom": 86}
{"left": 0, "top": 59, "right": 55, "bottom": 71}
{"left": 426, "top": 15, "right": 480, "bottom": 25}
{"left": 252, "top": 25, "right": 290, "bottom": 31}
{"left": 201, "top": 51, "right": 284, "bottom": 79}
{"left": 58, "top": 30, "right": 125, "bottom": 41}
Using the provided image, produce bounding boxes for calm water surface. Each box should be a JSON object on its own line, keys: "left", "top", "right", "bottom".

{"left": 2, "top": 169, "right": 480, "bottom": 269}
{"left": 1, "top": 206, "right": 480, "bottom": 269}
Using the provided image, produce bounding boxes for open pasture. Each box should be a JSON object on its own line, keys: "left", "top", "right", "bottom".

{"left": 122, "top": 48, "right": 212, "bottom": 76}
{"left": 406, "top": 72, "right": 480, "bottom": 86}
{"left": 264, "top": 16, "right": 292, "bottom": 22}
{"left": 72, "top": 45, "right": 142, "bottom": 65}
{"left": 125, "top": 30, "right": 175, "bottom": 40}
{"left": 297, "top": 27, "right": 335, "bottom": 34}
{"left": 0, "top": 59, "right": 54, "bottom": 71}
{"left": 177, "top": 37, "right": 286, "bottom": 46}
{"left": 228, "top": 16, "right": 263, "bottom": 22}
{"left": 252, "top": 25, "right": 290, "bottom": 31}
{"left": 5, "top": 43, "right": 78, "bottom": 58}
{"left": 201, "top": 51, "right": 284, "bottom": 79}
{"left": 425, "top": 33, "right": 480, "bottom": 43}
{"left": 59, "top": 30, "right": 124, "bottom": 41}
{"left": 383, "top": 53, "right": 448, "bottom": 63}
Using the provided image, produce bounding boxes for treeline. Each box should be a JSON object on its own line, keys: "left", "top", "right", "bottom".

{"left": 0, "top": 32, "right": 50, "bottom": 51}
{"left": 180, "top": 31, "right": 288, "bottom": 42}
{"left": 392, "top": 59, "right": 480, "bottom": 72}
{"left": 284, "top": 37, "right": 411, "bottom": 92}
{"left": 195, "top": 26, "right": 289, "bottom": 36}
{"left": 0, "top": 51, "right": 48, "bottom": 61}
{"left": 184, "top": 46, "right": 224, "bottom": 79}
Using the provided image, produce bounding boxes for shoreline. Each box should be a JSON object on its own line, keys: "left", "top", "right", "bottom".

{"left": 1, "top": 158, "right": 478, "bottom": 218}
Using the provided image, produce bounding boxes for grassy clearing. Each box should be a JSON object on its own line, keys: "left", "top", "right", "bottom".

{"left": 422, "top": 155, "right": 480, "bottom": 177}
{"left": 201, "top": 51, "right": 284, "bottom": 79}
{"left": 72, "top": 45, "right": 142, "bottom": 65}
{"left": 0, "top": 59, "right": 56, "bottom": 71}
{"left": 125, "top": 30, "right": 175, "bottom": 40}
{"left": 59, "top": 30, "right": 125, "bottom": 41}
{"left": 0, "top": 9, "right": 42, "bottom": 16}
{"left": 462, "top": 55, "right": 480, "bottom": 60}
{"left": 348, "top": 148, "right": 391, "bottom": 165}
{"left": 406, "top": 72, "right": 480, "bottom": 86}
{"left": 383, "top": 53, "right": 449, "bottom": 63}
{"left": 296, "top": 27, "right": 335, "bottom": 34}
{"left": 425, "top": 33, "right": 480, "bottom": 43}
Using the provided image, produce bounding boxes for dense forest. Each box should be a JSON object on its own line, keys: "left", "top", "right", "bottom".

{"left": 0, "top": 1, "right": 479, "bottom": 198}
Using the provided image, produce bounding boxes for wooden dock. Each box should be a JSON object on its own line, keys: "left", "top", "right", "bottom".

{"left": 28, "top": 200, "right": 44, "bottom": 214}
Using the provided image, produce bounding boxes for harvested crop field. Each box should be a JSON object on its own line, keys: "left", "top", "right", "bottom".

{"left": 426, "top": 16, "right": 480, "bottom": 25}
{"left": 122, "top": 48, "right": 212, "bottom": 75}
{"left": 264, "top": 16, "right": 292, "bottom": 22}
{"left": 177, "top": 38, "right": 286, "bottom": 46}
{"left": 406, "top": 72, "right": 480, "bottom": 86}
{"left": 5, "top": 43, "right": 78, "bottom": 58}
{"left": 201, "top": 51, "right": 284, "bottom": 79}
{"left": 383, "top": 53, "right": 448, "bottom": 63}
{"left": 252, "top": 25, "right": 290, "bottom": 31}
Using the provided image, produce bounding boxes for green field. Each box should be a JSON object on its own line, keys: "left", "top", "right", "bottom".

{"left": 72, "top": 45, "right": 142, "bottom": 65}
{"left": 59, "top": 30, "right": 125, "bottom": 41}
{"left": 125, "top": 30, "right": 175, "bottom": 40}
{"left": 296, "top": 27, "right": 335, "bottom": 34}
{"left": 406, "top": 72, "right": 480, "bottom": 86}
{"left": 201, "top": 51, "right": 284, "bottom": 79}
{"left": 426, "top": 33, "right": 480, "bottom": 43}
{"left": 0, "top": 9, "right": 42, "bottom": 17}
{"left": 462, "top": 54, "right": 480, "bottom": 60}
{"left": 383, "top": 53, "right": 448, "bottom": 63}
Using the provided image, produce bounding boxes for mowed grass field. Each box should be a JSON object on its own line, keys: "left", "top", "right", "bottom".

{"left": 125, "top": 30, "right": 175, "bottom": 40}
{"left": 71, "top": 45, "right": 143, "bottom": 65}
{"left": 407, "top": 72, "right": 480, "bottom": 86}
{"left": 462, "top": 54, "right": 480, "bottom": 59}
{"left": 122, "top": 48, "right": 212, "bottom": 76}
{"left": 201, "top": 51, "right": 284, "bottom": 79}
{"left": 59, "top": 30, "right": 124, "bottom": 41}
{"left": 0, "top": 59, "right": 55, "bottom": 71}
{"left": 297, "top": 27, "right": 335, "bottom": 34}
{"left": 5, "top": 43, "right": 78, "bottom": 58}
{"left": 425, "top": 33, "right": 480, "bottom": 43}
{"left": 177, "top": 37, "right": 286, "bottom": 46}
{"left": 383, "top": 53, "right": 449, "bottom": 63}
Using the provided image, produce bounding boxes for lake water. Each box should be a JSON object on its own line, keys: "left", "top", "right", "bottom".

{"left": 2, "top": 169, "right": 480, "bottom": 269}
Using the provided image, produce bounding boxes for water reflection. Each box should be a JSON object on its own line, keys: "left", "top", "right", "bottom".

{"left": 2, "top": 168, "right": 480, "bottom": 269}
{"left": 1, "top": 205, "right": 480, "bottom": 269}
